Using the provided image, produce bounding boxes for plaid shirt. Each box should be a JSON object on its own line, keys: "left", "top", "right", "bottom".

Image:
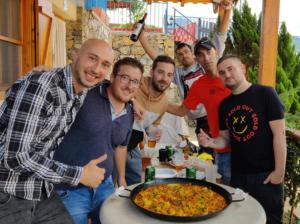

{"left": 0, "top": 65, "right": 87, "bottom": 200}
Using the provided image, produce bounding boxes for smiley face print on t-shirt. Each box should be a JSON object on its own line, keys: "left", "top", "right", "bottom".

{"left": 225, "top": 104, "right": 259, "bottom": 142}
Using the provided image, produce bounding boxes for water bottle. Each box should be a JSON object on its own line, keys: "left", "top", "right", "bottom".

{"left": 205, "top": 163, "right": 217, "bottom": 183}
{"left": 130, "top": 13, "right": 148, "bottom": 42}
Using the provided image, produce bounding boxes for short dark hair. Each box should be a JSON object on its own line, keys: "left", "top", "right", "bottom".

{"left": 175, "top": 42, "right": 192, "bottom": 53}
{"left": 217, "top": 54, "right": 249, "bottom": 80}
{"left": 112, "top": 57, "right": 144, "bottom": 77}
{"left": 217, "top": 54, "right": 242, "bottom": 66}
{"left": 152, "top": 55, "right": 175, "bottom": 70}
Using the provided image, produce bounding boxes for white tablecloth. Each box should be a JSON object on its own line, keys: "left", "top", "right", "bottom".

{"left": 100, "top": 183, "right": 266, "bottom": 224}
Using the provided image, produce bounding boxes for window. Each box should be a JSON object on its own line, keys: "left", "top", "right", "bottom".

{"left": 0, "top": 0, "right": 22, "bottom": 91}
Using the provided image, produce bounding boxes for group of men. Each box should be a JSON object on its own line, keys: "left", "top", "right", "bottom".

{"left": 140, "top": 2, "right": 233, "bottom": 187}
{"left": 137, "top": 2, "right": 286, "bottom": 223}
{"left": 0, "top": 1, "right": 286, "bottom": 224}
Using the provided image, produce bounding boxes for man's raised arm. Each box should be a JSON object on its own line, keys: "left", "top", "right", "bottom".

{"left": 138, "top": 30, "right": 159, "bottom": 60}
{"left": 218, "top": 0, "right": 232, "bottom": 34}
{"left": 213, "top": 0, "right": 232, "bottom": 58}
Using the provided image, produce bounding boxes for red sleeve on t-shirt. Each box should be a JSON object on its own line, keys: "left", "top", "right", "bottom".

{"left": 183, "top": 79, "right": 203, "bottom": 110}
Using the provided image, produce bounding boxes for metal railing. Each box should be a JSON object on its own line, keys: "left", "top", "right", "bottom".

{"left": 169, "top": 8, "right": 196, "bottom": 42}
{"left": 166, "top": 7, "right": 217, "bottom": 42}
{"left": 105, "top": 1, "right": 217, "bottom": 41}
{"left": 105, "top": 0, "right": 168, "bottom": 32}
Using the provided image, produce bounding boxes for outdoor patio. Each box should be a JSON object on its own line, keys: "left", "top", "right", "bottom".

{"left": 0, "top": 0, "right": 299, "bottom": 223}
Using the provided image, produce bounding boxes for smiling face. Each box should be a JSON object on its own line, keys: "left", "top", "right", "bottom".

{"left": 110, "top": 64, "right": 142, "bottom": 103}
{"left": 217, "top": 57, "right": 246, "bottom": 91}
{"left": 176, "top": 45, "right": 195, "bottom": 67}
{"left": 151, "top": 62, "right": 175, "bottom": 93}
{"left": 72, "top": 39, "right": 114, "bottom": 93}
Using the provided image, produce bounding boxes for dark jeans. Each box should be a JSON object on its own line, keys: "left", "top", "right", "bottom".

{"left": 0, "top": 190, "right": 73, "bottom": 224}
{"left": 214, "top": 152, "right": 231, "bottom": 185}
{"left": 125, "top": 146, "right": 142, "bottom": 185}
{"left": 231, "top": 172, "right": 284, "bottom": 224}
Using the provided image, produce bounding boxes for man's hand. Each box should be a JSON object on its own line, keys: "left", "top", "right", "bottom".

{"left": 31, "top": 65, "right": 51, "bottom": 73}
{"left": 80, "top": 154, "right": 107, "bottom": 188}
{"left": 220, "top": 0, "right": 233, "bottom": 11}
{"left": 132, "top": 100, "right": 145, "bottom": 121}
{"left": 155, "top": 129, "right": 162, "bottom": 141}
{"left": 197, "top": 129, "right": 213, "bottom": 148}
{"left": 263, "top": 171, "right": 284, "bottom": 185}
{"left": 146, "top": 124, "right": 162, "bottom": 142}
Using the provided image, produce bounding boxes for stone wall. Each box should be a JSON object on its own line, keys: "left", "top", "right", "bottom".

{"left": 112, "top": 32, "right": 174, "bottom": 75}
{"left": 65, "top": 7, "right": 179, "bottom": 103}
{"left": 66, "top": 7, "right": 174, "bottom": 75}
{"left": 66, "top": 7, "right": 112, "bottom": 63}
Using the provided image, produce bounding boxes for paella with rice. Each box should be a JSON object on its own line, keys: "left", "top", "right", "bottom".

{"left": 134, "top": 183, "right": 227, "bottom": 217}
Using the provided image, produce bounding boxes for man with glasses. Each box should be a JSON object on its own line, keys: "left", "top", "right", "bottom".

{"left": 126, "top": 55, "right": 175, "bottom": 185}
{"left": 53, "top": 57, "right": 144, "bottom": 224}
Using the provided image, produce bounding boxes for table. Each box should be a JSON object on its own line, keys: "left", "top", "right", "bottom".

{"left": 100, "top": 183, "right": 266, "bottom": 224}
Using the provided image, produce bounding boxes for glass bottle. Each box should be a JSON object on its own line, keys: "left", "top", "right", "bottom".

{"left": 130, "top": 13, "right": 148, "bottom": 42}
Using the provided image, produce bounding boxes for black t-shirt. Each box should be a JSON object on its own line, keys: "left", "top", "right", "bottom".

{"left": 219, "top": 84, "right": 284, "bottom": 174}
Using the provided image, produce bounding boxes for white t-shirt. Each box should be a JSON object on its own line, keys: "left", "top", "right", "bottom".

{"left": 159, "top": 112, "right": 190, "bottom": 146}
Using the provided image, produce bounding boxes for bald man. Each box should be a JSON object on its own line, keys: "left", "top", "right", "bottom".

{"left": 0, "top": 39, "right": 114, "bottom": 224}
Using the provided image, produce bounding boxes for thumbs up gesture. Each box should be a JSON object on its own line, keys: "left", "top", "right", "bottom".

{"left": 80, "top": 154, "right": 107, "bottom": 188}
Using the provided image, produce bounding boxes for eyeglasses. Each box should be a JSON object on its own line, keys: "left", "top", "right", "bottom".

{"left": 117, "top": 74, "right": 141, "bottom": 88}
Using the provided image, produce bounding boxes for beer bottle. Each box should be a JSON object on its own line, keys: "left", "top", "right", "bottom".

{"left": 130, "top": 13, "right": 148, "bottom": 42}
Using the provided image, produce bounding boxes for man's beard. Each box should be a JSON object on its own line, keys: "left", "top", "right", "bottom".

{"left": 74, "top": 62, "right": 94, "bottom": 88}
{"left": 182, "top": 58, "right": 193, "bottom": 67}
{"left": 152, "top": 79, "right": 169, "bottom": 93}
{"left": 113, "top": 87, "right": 133, "bottom": 104}
{"left": 225, "top": 81, "right": 239, "bottom": 91}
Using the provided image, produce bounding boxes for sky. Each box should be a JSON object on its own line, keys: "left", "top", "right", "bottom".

{"left": 168, "top": 0, "right": 300, "bottom": 36}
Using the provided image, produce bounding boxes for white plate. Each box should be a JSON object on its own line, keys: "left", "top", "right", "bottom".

{"left": 155, "top": 168, "right": 177, "bottom": 179}
{"left": 168, "top": 158, "right": 192, "bottom": 168}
